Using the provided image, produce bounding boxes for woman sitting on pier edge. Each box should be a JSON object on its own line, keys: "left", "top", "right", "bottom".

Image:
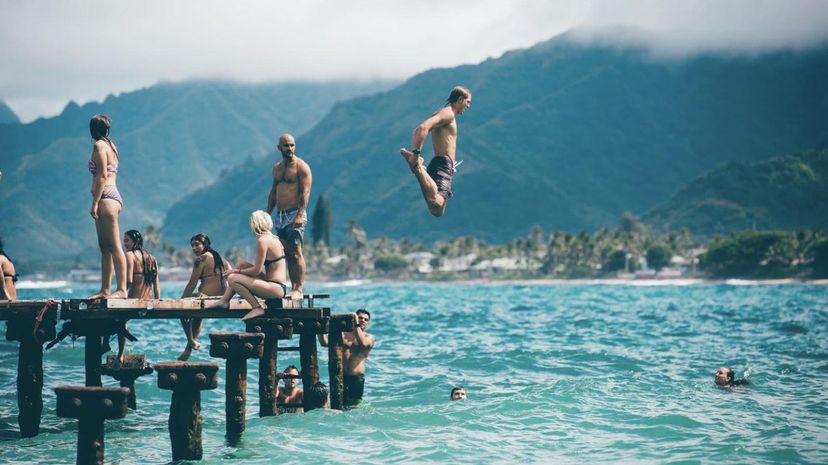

{"left": 87, "top": 114, "right": 128, "bottom": 299}
{"left": 207, "top": 210, "right": 288, "bottom": 320}
{"left": 125, "top": 230, "right": 160, "bottom": 300}
{"left": 115, "top": 229, "right": 161, "bottom": 363}
{"left": 0, "top": 238, "right": 18, "bottom": 300}
{"left": 180, "top": 233, "right": 230, "bottom": 360}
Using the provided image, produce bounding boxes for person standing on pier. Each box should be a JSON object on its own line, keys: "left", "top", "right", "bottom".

{"left": 399, "top": 86, "right": 472, "bottom": 217}
{"left": 87, "top": 114, "right": 128, "bottom": 299}
{"left": 319, "top": 309, "right": 375, "bottom": 407}
{"left": 266, "top": 134, "right": 312, "bottom": 300}
{"left": 179, "top": 233, "right": 230, "bottom": 360}
{"left": 0, "top": 238, "right": 18, "bottom": 300}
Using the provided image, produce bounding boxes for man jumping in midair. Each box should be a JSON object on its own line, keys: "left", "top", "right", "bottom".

{"left": 400, "top": 86, "right": 472, "bottom": 217}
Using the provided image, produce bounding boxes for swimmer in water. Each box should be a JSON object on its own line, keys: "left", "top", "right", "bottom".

{"left": 450, "top": 386, "right": 467, "bottom": 401}
{"left": 714, "top": 367, "right": 749, "bottom": 387}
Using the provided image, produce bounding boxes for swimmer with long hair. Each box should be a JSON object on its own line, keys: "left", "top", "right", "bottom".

{"left": 179, "top": 233, "right": 230, "bottom": 360}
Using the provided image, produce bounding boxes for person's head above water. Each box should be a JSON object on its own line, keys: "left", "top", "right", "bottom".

{"left": 277, "top": 134, "right": 296, "bottom": 159}
{"left": 306, "top": 381, "right": 328, "bottom": 409}
{"left": 450, "top": 386, "right": 467, "bottom": 401}
{"left": 715, "top": 367, "right": 734, "bottom": 386}
{"left": 355, "top": 309, "right": 371, "bottom": 330}
{"left": 715, "top": 367, "right": 748, "bottom": 386}
{"left": 282, "top": 364, "right": 300, "bottom": 391}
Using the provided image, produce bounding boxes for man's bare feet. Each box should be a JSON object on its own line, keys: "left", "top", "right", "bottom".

{"left": 205, "top": 299, "right": 229, "bottom": 309}
{"left": 109, "top": 290, "right": 127, "bottom": 299}
{"left": 241, "top": 306, "right": 265, "bottom": 321}
{"left": 286, "top": 289, "right": 303, "bottom": 300}
{"left": 400, "top": 148, "right": 423, "bottom": 172}
{"left": 88, "top": 290, "right": 108, "bottom": 300}
{"left": 191, "top": 340, "right": 201, "bottom": 350}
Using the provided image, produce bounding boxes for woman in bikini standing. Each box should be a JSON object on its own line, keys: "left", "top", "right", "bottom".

{"left": 88, "top": 114, "right": 127, "bottom": 299}
{"left": 179, "top": 233, "right": 229, "bottom": 360}
{"left": 206, "top": 211, "right": 288, "bottom": 320}
{"left": 116, "top": 229, "right": 161, "bottom": 363}
{"left": 0, "top": 238, "right": 18, "bottom": 300}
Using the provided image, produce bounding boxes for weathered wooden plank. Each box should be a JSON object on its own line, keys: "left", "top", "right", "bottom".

{"left": 0, "top": 299, "right": 330, "bottom": 320}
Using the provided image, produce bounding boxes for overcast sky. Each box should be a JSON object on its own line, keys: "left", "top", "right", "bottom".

{"left": 2, "top": 0, "right": 828, "bottom": 122}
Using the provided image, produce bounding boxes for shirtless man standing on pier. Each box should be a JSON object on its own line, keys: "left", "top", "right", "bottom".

{"left": 266, "top": 134, "right": 312, "bottom": 300}
{"left": 400, "top": 86, "right": 472, "bottom": 217}
{"left": 319, "top": 309, "right": 375, "bottom": 407}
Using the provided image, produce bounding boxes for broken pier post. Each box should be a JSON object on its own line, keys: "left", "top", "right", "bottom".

{"left": 5, "top": 301, "right": 58, "bottom": 438}
{"left": 101, "top": 354, "right": 154, "bottom": 410}
{"left": 155, "top": 361, "right": 219, "bottom": 461}
{"left": 209, "top": 331, "right": 264, "bottom": 440}
{"left": 293, "top": 317, "right": 329, "bottom": 411}
{"left": 327, "top": 314, "right": 355, "bottom": 411}
{"left": 55, "top": 385, "right": 130, "bottom": 465}
{"left": 245, "top": 318, "right": 293, "bottom": 417}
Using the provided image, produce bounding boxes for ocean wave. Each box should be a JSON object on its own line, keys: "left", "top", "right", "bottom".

{"left": 15, "top": 280, "right": 69, "bottom": 289}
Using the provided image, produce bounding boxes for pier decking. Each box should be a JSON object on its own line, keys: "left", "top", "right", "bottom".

{"left": 1, "top": 295, "right": 353, "bottom": 464}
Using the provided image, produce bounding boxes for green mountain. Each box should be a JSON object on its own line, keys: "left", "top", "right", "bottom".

{"left": 163, "top": 36, "right": 828, "bottom": 248}
{"left": 643, "top": 148, "right": 828, "bottom": 235}
{"left": 0, "top": 81, "right": 393, "bottom": 265}
{"left": 0, "top": 100, "right": 20, "bottom": 125}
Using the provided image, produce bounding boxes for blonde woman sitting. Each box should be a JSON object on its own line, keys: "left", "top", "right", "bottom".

{"left": 207, "top": 210, "right": 288, "bottom": 320}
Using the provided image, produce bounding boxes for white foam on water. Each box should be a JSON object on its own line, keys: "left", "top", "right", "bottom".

{"left": 16, "top": 280, "right": 70, "bottom": 289}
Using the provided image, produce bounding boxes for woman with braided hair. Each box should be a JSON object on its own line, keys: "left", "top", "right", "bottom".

{"left": 179, "top": 233, "right": 230, "bottom": 360}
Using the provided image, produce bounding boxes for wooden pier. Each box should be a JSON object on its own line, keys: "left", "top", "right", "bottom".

{"left": 0, "top": 295, "right": 354, "bottom": 464}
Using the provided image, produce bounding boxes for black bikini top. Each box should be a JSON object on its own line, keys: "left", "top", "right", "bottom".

{"left": 264, "top": 256, "right": 285, "bottom": 267}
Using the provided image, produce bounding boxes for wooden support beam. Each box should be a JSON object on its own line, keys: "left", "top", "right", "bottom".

{"left": 55, "top": 385, "right": 130, "bottom": 465}
{"left": 245, "top": 319, "right": 292, "bottom": 417}
{"left": 101, "top": 355, "right": 154, "bottom": 410}
{"left": 209, "top": 332, "right": 264, "bottom": 442}
{"left": 276, "top": 346, "right": 301, "bottom": 352}
{"left": 6, "top": 301, "right": 57, "bottom": 438}
{"left": 299, "top": 333, "right": 319, "bottom": 411}
{"left": 156, "top": 362, "right": 219, "bottom": 461}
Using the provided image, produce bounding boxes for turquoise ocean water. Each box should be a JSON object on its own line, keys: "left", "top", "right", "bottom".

{"left": 1, "top": 281, "right": 827, "bottom": 464}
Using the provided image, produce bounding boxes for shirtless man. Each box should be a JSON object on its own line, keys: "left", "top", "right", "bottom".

{"left": 266, "top": 134, "right": 312, "bottom": 300}
{"left": 400, "top": 86, "right": 472, "bottom": 217}
{"left": 319, "top": 309, "right": 375, "bottom": 407}
{"left": 277, "top": 365, "right": 304, "bottom": 413}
